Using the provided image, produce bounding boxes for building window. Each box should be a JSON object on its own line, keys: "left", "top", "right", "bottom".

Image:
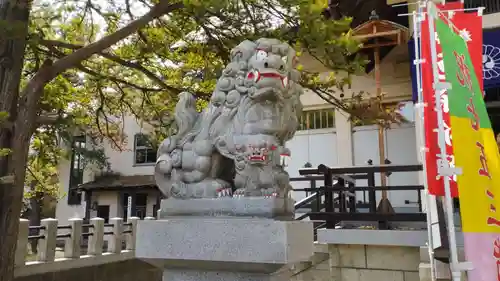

{"left": 96, "top": 205, "right": 110, "bottom": 223}
{"left": 298, "top": 109, "right": 335, "bottom": 130}
{"left": 134, "top": 134, "right": 156, "bottom": 165}
{"left": 68, "top": 135, "right": 85, "bottom": 205}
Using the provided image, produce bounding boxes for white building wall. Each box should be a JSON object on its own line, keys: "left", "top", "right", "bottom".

{"left": 300, "top": 44, "right": 413, "bottom": 103}
{"left": 334, "top": 109, "right": 354, "bottom": 166}
{"left": 102, "top": 115, "right": 155, "bottom": 176}
{"left": 286, "top": 128, "right": 338, "bottom": 203}
{"left": 56, "top": 115, "right": 156, "bottom": 224}
{"left": 385, "top": 124, "right": 420, "bottom": 210}
{"left": 352, "top": 123, "right": 419, "bottom": 211}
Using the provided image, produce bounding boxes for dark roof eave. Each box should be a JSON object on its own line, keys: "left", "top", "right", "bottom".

{"left": 78, "top": 184, "right": 158, "bottom": 192}
{"left": 76, "top": 174, "right": 157, "bottom": 191}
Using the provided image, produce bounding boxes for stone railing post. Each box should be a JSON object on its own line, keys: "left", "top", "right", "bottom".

{"left": 125, "top": 217, "right": 139, "bottom": 251}
{"left": 38, "top": 218, "right": 58, "bottom": 262}
{"left": 64, "top": 218, "right": 82, "bottom": 259}
{"left": 87, "top": 217, "right": 104, "bottom": 256}
{"left": 15, "top": 219, "right": 29, "bottom": 266}
{"left": 109, "top": 217, "right": 123, "bottom": 253}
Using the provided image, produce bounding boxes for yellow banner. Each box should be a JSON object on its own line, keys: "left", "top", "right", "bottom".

{"left": 451, "top": 116, "right": 500, "bottom": 233}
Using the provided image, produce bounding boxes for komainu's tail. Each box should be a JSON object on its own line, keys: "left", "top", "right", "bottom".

{"left": 175, "top": 92, "right": 199, "bottom": 140}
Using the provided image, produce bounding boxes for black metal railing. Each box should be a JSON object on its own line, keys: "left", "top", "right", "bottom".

{"left": 464, "top": 0, "right": 500, "bottom": 14}
{"left": 292, "top": 163, "right": 426, "bottom": 231}
{"left": 291, "top": 176, "right": 322, "bottom": 212}
{"left": 290, "top": 176, "right": 325, "bottom": 239}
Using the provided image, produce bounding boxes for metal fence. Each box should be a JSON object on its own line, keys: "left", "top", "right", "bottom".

{"left": 291, "top": 163, "right": 426, "bottom": 232}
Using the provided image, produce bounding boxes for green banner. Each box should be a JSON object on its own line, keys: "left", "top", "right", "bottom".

{"left": 436, "top": 18, "right": 490, "bottom": 128}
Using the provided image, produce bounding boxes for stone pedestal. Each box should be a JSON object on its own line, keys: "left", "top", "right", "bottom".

{"left": 135, "top": 198, "right": 314, "bottom": 281}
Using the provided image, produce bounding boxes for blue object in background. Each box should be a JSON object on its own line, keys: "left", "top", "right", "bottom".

{"left": 483, "top": 28, "right": 500, "bottom": 90}
{"left": 408, "top": 38, "right": 419, "bottom": 103}
{"left": 409, "top": 28, "right": 500, "bottom": 103}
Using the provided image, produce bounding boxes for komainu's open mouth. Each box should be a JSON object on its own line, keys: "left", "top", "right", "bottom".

{"left": 247, "top": 70, "right": 288, "bottom": 87}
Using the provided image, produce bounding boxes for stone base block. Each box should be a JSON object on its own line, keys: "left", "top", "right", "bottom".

{"left": 162, "top": 268, "right": 289, "bottom": 281}
{"left": 135, "top": 218, "right": 313, "bottom": 274}
{"left": 158, "top": 197, "right": 294, "bottom": 220}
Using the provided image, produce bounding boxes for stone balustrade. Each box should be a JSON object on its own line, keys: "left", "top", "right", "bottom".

{"left": 11, "top": 217, "right": 438, "bottom": 281}
{"left": 14, "top": 216, "right": 157, "bottom": 278}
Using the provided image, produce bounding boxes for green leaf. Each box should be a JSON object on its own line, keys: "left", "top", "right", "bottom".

{"left": 0, "top": 148, "right": 12, "bottom": 157}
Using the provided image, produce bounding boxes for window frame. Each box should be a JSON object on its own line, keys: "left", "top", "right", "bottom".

{"left": 68, "top": 135, "right": 86, "bottom": 205}
{"left": 298, "top": 109, "right": 336, "bottom": 131}
{"left": 133, "top": 133, "right": 157, "bottom": 166}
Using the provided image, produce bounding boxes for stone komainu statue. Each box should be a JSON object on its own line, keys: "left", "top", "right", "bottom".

{"left": 155, "top": 38, "right": 304, "bottom": 199}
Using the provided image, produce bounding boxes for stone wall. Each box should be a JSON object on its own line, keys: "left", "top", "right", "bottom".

{"left": 14, "top": 259, "right": 161, "bottom": 281}
{"left": 293, "top": 244, "right": 421, "bottom": 281}
{"left": 329, "top": 244, "right": 420, "bottom": 281}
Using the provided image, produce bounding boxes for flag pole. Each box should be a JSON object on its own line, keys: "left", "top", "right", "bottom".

{"left": 426, "top": 2, "right": 468, "bottom": 281}
{"left": 411, "top": 2, "right": 437, "bottom": 279}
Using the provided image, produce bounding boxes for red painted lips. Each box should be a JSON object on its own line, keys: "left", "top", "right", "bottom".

{"left": 247, "top": 70, "right": 289, "bottom": 87}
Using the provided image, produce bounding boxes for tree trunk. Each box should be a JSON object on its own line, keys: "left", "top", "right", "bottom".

{"left": 0, "top": 2, "right": 184, "bottom": 280}
{"left": 0, "top": 1, "right": 33, "bottom": 280}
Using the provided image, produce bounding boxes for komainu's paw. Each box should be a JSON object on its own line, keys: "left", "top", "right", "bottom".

{"left": 261, "top": 188, "right": 278, "bottom": 198}
{"left": 233, "top": 188, "right": 245, "bottom": 198}
{"left": 216, "top": 187, "right": 233, "bottom": 198}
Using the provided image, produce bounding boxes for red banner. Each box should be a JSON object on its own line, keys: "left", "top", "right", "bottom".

{"left": 421, "top": 3, "right": 475, "bottom": 197}
{"left": 421, "top": 3, "right": 483, "bottom": 197}
{"left": 452, "top": 12, "right": 484, "bottom": 93}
